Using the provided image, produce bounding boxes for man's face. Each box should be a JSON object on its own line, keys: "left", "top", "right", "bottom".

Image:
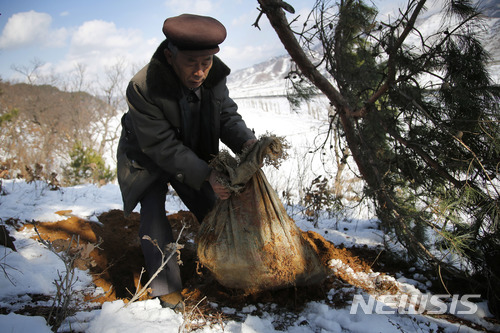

{"left": 165, "top": 49, "right": 213, "bottom": 89}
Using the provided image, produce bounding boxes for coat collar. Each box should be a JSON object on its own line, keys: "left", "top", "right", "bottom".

{"left": 146, "top": 39, "right": 231, "bottom": 99}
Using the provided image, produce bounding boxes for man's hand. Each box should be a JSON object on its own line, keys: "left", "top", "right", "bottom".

{"left": 208, "top": 170, "right": 231, "bottom": 200}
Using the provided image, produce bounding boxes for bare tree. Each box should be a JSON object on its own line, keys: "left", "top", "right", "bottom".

{"left": 69, "top": 62, "right": 89, "bottom": 93}
{"left": 91, "top": 58, "right": 128, "bottom": 162}
{"left": 10, "top": 57, "right": 45, "bottom": 84}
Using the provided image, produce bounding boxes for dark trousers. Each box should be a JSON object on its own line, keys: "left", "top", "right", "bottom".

{"left": 139, "top": 176, "right": 216, "bottom": 297}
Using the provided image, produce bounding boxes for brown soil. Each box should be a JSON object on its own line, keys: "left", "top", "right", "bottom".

{"left": 13, "top": 209, "right": 497, "bottom": 332}
{"left": 22, "top": 209, "right": 380, "bottom": 311}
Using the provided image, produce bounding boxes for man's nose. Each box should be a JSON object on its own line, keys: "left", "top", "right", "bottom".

{"left": 193, "top": 64, "right": 204, "bottom": 75}
{"left": 194, "top": 68, "right": 204, "bottom": 77}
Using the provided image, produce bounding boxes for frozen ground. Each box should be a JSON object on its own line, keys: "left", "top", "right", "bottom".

{"left": 1, "top": 94, "right": 499, "bottom": 332}
{"left": 0, "top": 179, "right": 498, "bottom": 332}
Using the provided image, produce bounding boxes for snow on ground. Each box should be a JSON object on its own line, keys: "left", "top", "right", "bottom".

{"left": 1, "top": 180, "right": 499, "bottom": 332}
{"left": 1, "top": 98, "right": 499, "bottom": 332}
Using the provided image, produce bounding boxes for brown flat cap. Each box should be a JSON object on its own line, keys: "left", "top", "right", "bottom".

{"left": 163, "top": 14, "right": 226, "bottom": 55}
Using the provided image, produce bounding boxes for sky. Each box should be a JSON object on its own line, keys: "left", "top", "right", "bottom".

{"left": 0, "top": 0, "right": 400, "bottom": 87}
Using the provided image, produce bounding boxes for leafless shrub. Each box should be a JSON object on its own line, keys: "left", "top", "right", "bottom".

{"left": 33, "top": 223, "right": 101, "bottom": 332}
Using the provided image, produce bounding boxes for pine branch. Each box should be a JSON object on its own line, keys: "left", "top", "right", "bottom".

{"left": 360, "top": 0, "right": 427, "bottom": 114}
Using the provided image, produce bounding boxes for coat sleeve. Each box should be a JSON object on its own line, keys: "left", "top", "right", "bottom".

{"left": 126, "top": 81, "right": 211, "bottom": 190}
{"left": 217, "top": 79, "right": 256, "bottom": 153}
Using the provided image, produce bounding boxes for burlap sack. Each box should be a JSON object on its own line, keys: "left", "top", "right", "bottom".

{"left": 196, "top": 136, "right": 327, "bottom": 291}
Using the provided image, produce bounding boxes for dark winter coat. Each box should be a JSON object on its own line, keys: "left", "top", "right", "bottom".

{"left": 117, "top": 40, "right": 255, "bottom": 216}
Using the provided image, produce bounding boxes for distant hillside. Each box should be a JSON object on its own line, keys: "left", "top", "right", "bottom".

{"left": 227, "top": 56, "right": 292, "bottom": 98}
{"left": 0, "top": 82, "right": 107, "bottom": 130}
{"left": 0, "top": 81, "right": 116, "bottom": 180}
{"left": 227, "top": 54, "right": 331, "bottom": 120}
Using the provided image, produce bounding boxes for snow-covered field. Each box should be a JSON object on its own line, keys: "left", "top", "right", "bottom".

{"left": 1, "top": 174, "right": 498, "bottom": 332}
{"left": 1, "top": 101, "right": 499, "bottom": 332}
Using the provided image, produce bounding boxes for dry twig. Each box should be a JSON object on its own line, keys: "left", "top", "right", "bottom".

{"left": 125, "top": 222, "right": 186, "bottom": 307}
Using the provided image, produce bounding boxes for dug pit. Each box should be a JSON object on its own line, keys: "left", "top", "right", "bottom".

{"left": 23, "top": 209, "right": 397, "bottom": 318}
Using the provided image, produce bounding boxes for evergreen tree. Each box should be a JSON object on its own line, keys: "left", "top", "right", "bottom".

{"left": 257, "top": 0, "right": 500, "bottom": 316}
{"left": 64, "top": 141, "right": 114, "bottom": 185}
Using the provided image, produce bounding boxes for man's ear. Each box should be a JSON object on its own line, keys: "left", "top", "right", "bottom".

{"left": 164, "top": 48, "right": 173, "bottom": 65}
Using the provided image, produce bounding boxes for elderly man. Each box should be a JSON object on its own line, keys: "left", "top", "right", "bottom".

{"left": 117, "top": 14, "right": 256, "bottom": 311}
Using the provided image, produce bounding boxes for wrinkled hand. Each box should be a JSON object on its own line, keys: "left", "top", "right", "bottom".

{"left": 208, "top": 170, "right": 231, "bottom": 200}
